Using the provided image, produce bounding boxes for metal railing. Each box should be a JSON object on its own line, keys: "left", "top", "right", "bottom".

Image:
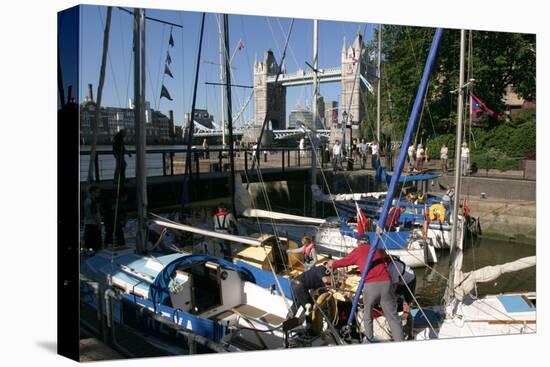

{"left": 80, "top": 147, "right": 333, "bottom": 183}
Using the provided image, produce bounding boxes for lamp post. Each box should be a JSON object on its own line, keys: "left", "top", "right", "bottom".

{"left": 343, "top": 111, "right": 354, "bottom": 171}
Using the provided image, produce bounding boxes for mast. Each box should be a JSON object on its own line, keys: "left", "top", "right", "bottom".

{"left": 87, "top": 6, "right": 112, "bottom": 185}
{"left": 347, "top": 28, "right": 444, "bottom": 326}
{"left": 182, "top": 13, "right": 206, "bottom": 208}
{"left": 223, "top": 14, "right": 237, "bottom": 216}
{"left": 217, "top": 14, "right": 226, "bottom": 146}
{"left": 311, "top": 19, "right": 319, "bottom": 215}
{"left": 446, "top": 29, "right": 466, "bottom": 303}
{"left": 376, "top": 23, "right": 381, "bottom": 142}
{"left": 134, "top": 8, "right": 147, "bottom": 254}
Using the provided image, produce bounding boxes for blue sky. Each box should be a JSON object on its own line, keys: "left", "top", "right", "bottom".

{"left": 78, "top": 5, "right": 377, "bottom": 127}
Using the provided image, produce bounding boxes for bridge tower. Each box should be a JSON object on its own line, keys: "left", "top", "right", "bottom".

{"left": 340, "top": 32, "right": 368, "bottom": 143}
{"left": 253, "top": 49, "right": 286, "bottom": 132}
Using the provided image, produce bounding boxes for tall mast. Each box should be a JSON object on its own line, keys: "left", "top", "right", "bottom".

{"left": 347, "top": 28, "right": 444, "bottom": 326}
{"left": 376, "top": 23, "right": 382, "bottom": 142}
{"left": 87, "top": 6, "right": 112, "bottom": 185}
{"left": 223, "top": 14, "right": 236, "bottom": 215}
{"left": 446, "top": 29, "right": 466, "bottom": 304}
{"left": 217, "top": 14, "right": 226, "bottom": 146}
{"left": 134, "top": 8, "right": 147, "bottom": 254}
{"left": 311, "top": 19, "right": 319, "bottom": 215}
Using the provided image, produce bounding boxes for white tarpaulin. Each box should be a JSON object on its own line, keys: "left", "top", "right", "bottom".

{"left": 453, "top": 256, "right": 536, "bottom": 300}
{"left": 311, "top": 185, "right": 386, "bottom": 202}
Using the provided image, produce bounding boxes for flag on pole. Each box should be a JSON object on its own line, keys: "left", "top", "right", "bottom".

{"left": 169, "top": 32, "right": 174, "bottom": 47}
{"left": 470, "top": 93, "right": 501, "bottom": 119}
{"left": 164, "top": 64, "right": 174, "bottom": 78}
{"left": 160, "top": 85, "right": 173, "bottom": 101}
{"left": 238, "top": 39, "right": 245, "bottom": 50}
{"left": 166, "top": 51, "right": 172, "bottom": 65}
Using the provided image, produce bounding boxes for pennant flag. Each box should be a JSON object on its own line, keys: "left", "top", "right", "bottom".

{"left": 356, "top": 202, "right": 369, "bottom": 237}
{"left": 470, "top": 93, "right": 501, "bottom": 119}
{"left": 164, "top": 64, "right": 174, "bottom": 78}
{"left": 160, "top": 85, "right": 173, "bottom": 101}
{"left": 238, "top": 39, "right": 245, "bottom": 51}
{"left": 165, "top": 51, "right": 172, "bottom": 65}
{"left": 169, "top": 32, "right": 174, "bottom": 47}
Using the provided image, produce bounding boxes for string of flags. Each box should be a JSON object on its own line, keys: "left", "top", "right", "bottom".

{"left": 160, "top": 28, "right": 175, "bottom": 101}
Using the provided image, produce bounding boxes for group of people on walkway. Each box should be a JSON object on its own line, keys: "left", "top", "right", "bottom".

{"left": 331, "top": 139, "right": 380, "bottom": 172}
{"left": 439, "top": 142, "right": 470, "bottom": 175}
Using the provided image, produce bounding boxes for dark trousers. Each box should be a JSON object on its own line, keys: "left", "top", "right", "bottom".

{"left": 371, "top": 154, "right": 378, "bottom": 168}
{"left": 290, "top": 282, "right": 313, "bottom": 314}
{"left": 104, "top": 217, "right": 125, "bottom": 247}
{"left": 84, "top": 224, "right": 102, "bottom": 251}
{"left": 219, "top": 240, "right": 231, "bottom": 260}
{"left": 114, "top": 156, "right": 127, "bottom": 186}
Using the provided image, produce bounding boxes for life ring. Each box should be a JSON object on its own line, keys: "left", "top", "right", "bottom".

{"left": 429, "top": 204, "right": 446, "bottom": 222}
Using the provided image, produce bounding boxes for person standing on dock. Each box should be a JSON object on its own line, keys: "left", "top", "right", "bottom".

{"left": 299, "top": 137, "right": 305, "bottom": 158}
{"left": 358, "top": 138, "right": 368, "bottom": 169}
{"left": 407, "top": 144, "right": 416, "bottom": 172}
{"left": 461, "top": 142, "right": 470, "bottom": 176}
{"left": 202, "top": 138, "right": 209, "bottom": 159}
{"left": 327, "top": 237, "right": 404, "bottom": 343}
{"left": 332, "top": 140, "right": 342, "bottom": 171}
{"left": 370, "top": 140, "right": 379, "bottom": 169}
{"left": 415, "top": 144, "right": 425, "bottom": 171}
{"left": 83, "top": 185, "right": 102, "bottom": 251}
{"left": 113, "top": 129, "right": 131, "bottom": 187}
{"left": 213, "top": 203, "right": 239, "bottom": 259}
{"left": 440, "top": 143, "right": 449, "bottom": 173}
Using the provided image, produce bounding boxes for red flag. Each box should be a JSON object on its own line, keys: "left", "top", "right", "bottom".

{"left": 463, "top": 198, "right": 471, "bottom": 217}
{"left": 356, "top": 203, "right": 369, "bottom": 236}
{"left": 238, "top": 39, "right": 245, "bottom": 50}
{"left": 470, "top": 93, "right": 501, "bottom": 119}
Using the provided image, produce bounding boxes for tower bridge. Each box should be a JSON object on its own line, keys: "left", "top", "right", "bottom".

{"left": 253, "top": 32, "right": 376, "bottom": 143}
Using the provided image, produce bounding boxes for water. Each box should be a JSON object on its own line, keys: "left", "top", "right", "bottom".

{"left": 415, "top": 237, "right": 536, "bottom": 306}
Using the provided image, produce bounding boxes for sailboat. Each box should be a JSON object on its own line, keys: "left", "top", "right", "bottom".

{"left": 80, "top": 10, "right": 297, "bottom": 355}
{"left": 413, "top": 29, "right": 536, "bottom": 340}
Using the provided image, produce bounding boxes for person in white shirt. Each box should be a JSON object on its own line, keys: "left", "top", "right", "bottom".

{"left": 440, "top": 143, "right": 449, "bottom": 173}
{"left": 299, "top": 137, "right": 305, "bottom": 158}
{"left": 407, "top": 144, "right": 416, "bottom": 172}
{"left": 358, "top": 138, "right": 368, "bottom": 169}
{"left": 415, "top": 144, "right": 425, "bottom": 171}
{"left": 461, "top": 142, "right": 470, "bottom": 176}
{"left": 370, "top": 140, "right": 379, "bottom": 168}
{"left": 332, "top": 140, "right": 342, "bottom": 171}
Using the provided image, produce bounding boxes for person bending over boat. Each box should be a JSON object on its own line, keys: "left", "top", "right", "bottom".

{"left": 385, "top": 204, "right": 406, "bottom": 232}
{"left": 287, "top": 235, "right": 318, "bottom": 271}
{"left": 213, "top": 203, "right": 239, "bottom": 260}
{"left": 290, "top": 265, "right": 332, "bottom": 317}
{"left": 327, "top": 237, "right": 404, "bottom": 342}
{"left": 385, "top": 252, "right": 416, "bottom": 339}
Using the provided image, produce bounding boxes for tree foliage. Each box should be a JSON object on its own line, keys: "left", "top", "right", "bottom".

{"left": 366, "top": 25, "right": 536, "bottom": 145}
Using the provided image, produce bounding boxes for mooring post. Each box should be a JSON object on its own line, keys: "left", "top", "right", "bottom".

{"left": 162, "top": 152, "right": 167, "bottom": 176}
{"left": 170, "top": 152, "right": 174, "bottom": 175}
{"left": 282, "top": 150, "right": 285, "bottom": 172}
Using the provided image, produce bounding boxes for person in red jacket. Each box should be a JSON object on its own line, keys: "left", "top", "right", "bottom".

{"left": 327, "top": 237, "right": 404, "bottom": 342}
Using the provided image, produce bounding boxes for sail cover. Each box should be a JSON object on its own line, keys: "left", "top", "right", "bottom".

{"left": 311, "top": 185, "right": 386, "bottom": 202}
{"left": 453, "top": 256, "right": 536, "bottom": 301}
{"left": 375, "top": 159, "right": 439, "bottom": 184}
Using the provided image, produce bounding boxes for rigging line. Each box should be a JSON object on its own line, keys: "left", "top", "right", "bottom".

{"left": 97, "top": 7, "right": 122, "bottom": 108}
{"left": 239, "top": 15, "right": 254, "bottom": 126}
{"left": 248, "top": 19, "right": 295, "bottom": 179}
{"left": 382, "top": 239, "right": 439, "bottom": 337}
{"left": 118, "top": 8, "right": 133, "bottom": 108}
{"left": 178, "top": 12, "right": 185, "bottom": 130}
{"left": 405, "top": 27, "right": 436, "bottom": 136}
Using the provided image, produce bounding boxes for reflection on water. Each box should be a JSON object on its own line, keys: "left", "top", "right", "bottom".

{"left": 415, "top": 236, "right": 536, "bottom": 306}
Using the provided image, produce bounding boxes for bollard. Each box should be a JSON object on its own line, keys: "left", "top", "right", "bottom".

{"left": 162, "top": 152, "right": 167, "bottom": 176}
{"left": 298, "top": 150, "right": 301, "bottom": 166}
{"left": 281, "top": 150, "right": 285, "bottom": 172}
{"left": 287, "top": 149, "right": 290, "bottom": 167}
